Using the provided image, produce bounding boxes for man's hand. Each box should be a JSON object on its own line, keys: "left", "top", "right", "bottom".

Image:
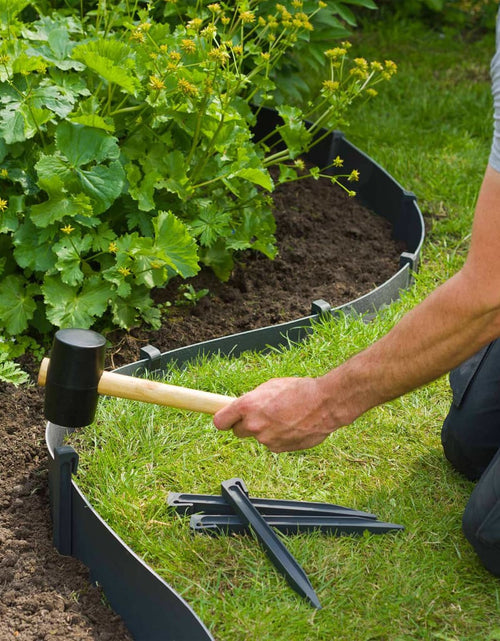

{"left": 213, "top": 376, "right": 338, "bottom": 453}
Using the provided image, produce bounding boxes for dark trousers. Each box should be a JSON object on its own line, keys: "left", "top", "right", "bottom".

{"left": 442, "top": 339, "right": 500, "bottom": 576}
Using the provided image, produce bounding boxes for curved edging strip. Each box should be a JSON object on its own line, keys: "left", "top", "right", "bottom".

{"left": 45, "top": 127, "right": 425, "bottom": 640}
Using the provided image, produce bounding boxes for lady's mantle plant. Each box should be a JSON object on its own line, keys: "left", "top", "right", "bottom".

{"left": 0, "top": 0, "right": 395, "bottom": 349}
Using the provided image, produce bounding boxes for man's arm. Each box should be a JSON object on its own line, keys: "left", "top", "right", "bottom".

{"left": 213, "top": 166, "right": 500, "bottom": 452}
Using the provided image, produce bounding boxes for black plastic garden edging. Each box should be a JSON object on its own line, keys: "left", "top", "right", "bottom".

{"left": 45, "top": 120, "right": 425, "bottom": 641}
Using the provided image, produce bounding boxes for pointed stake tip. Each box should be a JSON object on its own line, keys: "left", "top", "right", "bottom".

{"left": 308, "top": 593, "right": 322, "bottom": 609}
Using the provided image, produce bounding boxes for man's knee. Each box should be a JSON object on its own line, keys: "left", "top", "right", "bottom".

{"left": 441, "top": 341, "right": 500, "bottom": 480}
{"left": 462, "top": 452, "right": 500, "bottom": 577}
{"left": 442, "top": 411, "right": 485, "bottom": 480}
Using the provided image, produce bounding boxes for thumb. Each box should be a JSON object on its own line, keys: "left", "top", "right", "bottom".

{"left": 213, "top": 399, "right": 242, "bottom": 431}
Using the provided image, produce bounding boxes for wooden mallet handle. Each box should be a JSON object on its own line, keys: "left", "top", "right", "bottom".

{"left": 38, "top": 357, "right": 234, "bottom": 415}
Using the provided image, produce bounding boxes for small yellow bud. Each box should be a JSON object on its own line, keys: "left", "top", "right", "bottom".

{"left": 333, "top": 156, "right": 343, "bottom": 168}
{"left": 0, "top": 197, "right": 8, "bottom": 212}
{"left": 348, "top": 170, "right": 360, "bottom": 182}
{"left": 61, "top": 224, "right": 75, "bottom": 234}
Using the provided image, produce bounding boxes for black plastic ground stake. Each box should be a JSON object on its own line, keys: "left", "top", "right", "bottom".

{"left": 168, "top": 491, "right": 378, "bottom": 519}
{"left": 221, "top": 478, "right": 322, "bottom": 609}
{"left": 49, "top": 445, "right": 79, "bottom": 556}
{"left": 190, "top": 514, "right": 404, "bottom": 537}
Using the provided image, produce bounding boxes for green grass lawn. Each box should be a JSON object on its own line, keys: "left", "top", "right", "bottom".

{"left": 69, "top": 16, "right": 500, "bottom": 641}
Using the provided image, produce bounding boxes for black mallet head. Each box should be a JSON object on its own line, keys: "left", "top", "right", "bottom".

{"left": 42, "top": 328, "right": 106, "bottom": 428}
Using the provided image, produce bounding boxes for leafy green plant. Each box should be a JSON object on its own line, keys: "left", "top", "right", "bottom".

{"left": 0, "top": 355, "right": 29, "bottom": 385}
{"left": 0, "top": 0, "right": 393, "bottom": 345}
{"left": 179, "top": 284, "right": 210, "bottom": 306}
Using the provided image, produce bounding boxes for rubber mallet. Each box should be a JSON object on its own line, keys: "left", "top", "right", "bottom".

{"left": 38, "top": 328, "right": 234, "bottom": 428}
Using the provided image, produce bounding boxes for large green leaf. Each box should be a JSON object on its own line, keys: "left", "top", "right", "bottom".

{"left": 30, "top": 194, "right": 92, "bottom": 227}
{"left": 72, "top": 40, "right": 140, "bottom": 96}
{"left": 33, "top": 124, "right": 124, "bottom": 219}
{"left": 153, "top": 210, "right": 199, "bottom": 278}
{"left": 43, "top": 275, "right": 110, "bottom": 328}
{"left": 234, "top": 167, "right": 273, "bottom": 192}
{"left": 0, "top": 275, "right": 38, "bottom": 334}
{"left": 56, "top": 121, "right": 120, "bottom": 166}
{"left": 0, "top": 103, "right": 27, "bottom": 144}
{"left": 110, "top": 287, "right": 161, "bottom": 330}
{"left": 35, "top": 154, "right": 70, "bottom": 191}
{"left": 26, "top": 26, "right": 85, "bottom": 71}
{"left": 75, "top": 161, "right": 125, "bottom": 214}
{"left": 13, "top": 221, "right": 57, "bottom": 271}
{"left": 53, "top": 235, "right": 92, "bottom": 286}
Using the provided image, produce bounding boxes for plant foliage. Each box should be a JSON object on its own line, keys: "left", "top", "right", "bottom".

{"left": 0, "top": 0, "right": 393, "bottom": 349}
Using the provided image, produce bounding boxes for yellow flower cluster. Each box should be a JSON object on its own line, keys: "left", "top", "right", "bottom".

{"left": 350, "top": 57, "right": 370, "bottom": 80}
{"left": 322, "top": 79, "right": 339, "bottom": 93}
{"left": 208, "top": 46, "right": 230, "bottom": 65}
{"left": 201, "top": 24, "right": 217, "bottom": 39}
{"left": 0, "top": 197, "right": 8, "bottom": 212}
{"left": 181, "top": 39, "right": 196, "bottom": 54}
{"left": 177, "top": 77, "right": 199, "bottom": 97}
{"left": 167, "top": 51, "right": 182, "bottom": 71}
{"left": 149, "top": 75, "right": 165, "bottom": 90}
{"left": 383, "top": 59, "right": 397, "bottom": 79}
{"left": 239, "top": 11, "right": 255, "bottom": 24}
{"left": 187, "top": 18, "right": 203, "bottom": 32}
{"left": 325, "top": 46, "right": 348, "bottom": 60}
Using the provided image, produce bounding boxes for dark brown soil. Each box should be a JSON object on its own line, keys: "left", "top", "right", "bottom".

{"left": 0, "top": 174, "right": 404, "bottom": 640}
